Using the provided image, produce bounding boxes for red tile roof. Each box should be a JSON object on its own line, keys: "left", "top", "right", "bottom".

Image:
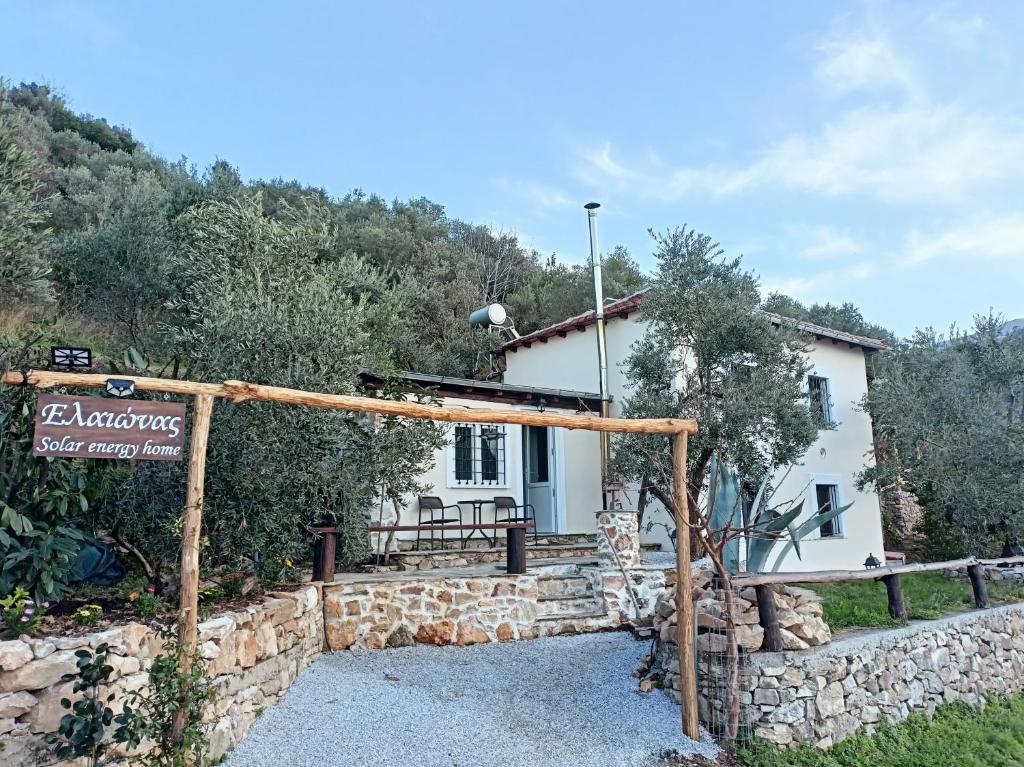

{"left": 502, "top": 288, "right": 888, "bottom": 352}
{"left": 502, "top": 289, "right": 650, "bottom": 352}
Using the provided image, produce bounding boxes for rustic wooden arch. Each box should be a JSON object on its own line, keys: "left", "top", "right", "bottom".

{"left": 3, "top": 369, "right": 701, "bottom": 739}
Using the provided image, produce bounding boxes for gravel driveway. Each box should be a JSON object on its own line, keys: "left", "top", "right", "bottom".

{"left": 224, "top": 632, "right": 718, "bottom": 767}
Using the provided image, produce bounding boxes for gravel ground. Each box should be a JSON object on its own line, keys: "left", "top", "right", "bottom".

{"left": 224, "top": 632, "right": 719, "bottom": 767}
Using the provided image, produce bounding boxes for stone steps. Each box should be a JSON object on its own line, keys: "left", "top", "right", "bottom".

{"left": 533, "top": 568, "right": 608, "bottom": 623}
{"left": 536, "top": 596, "right": 604, "bottom": 618}
{"left": 537, "top": 574, "right": 594, "bottom": 599}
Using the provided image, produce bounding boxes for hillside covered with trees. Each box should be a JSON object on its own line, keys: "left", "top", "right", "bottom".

{"left": 0, "top": 81, "right": 651, "bottom": 379}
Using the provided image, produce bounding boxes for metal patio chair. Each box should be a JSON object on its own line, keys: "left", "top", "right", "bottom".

{"left": 493, "top": 496, "right": 539, "bottom": 544}
{"left": 416, "top": 496, "right": 465, "bottom": 551}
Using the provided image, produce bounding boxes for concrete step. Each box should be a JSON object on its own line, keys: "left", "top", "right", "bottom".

{"left": 537, "top": 574, "right": 594, "bottom": 599}
{"left": 536, "top": 605, "right": 609, "bottom": 621}
{"left": 536, "top": 596, "right": 606, "bottom": 619}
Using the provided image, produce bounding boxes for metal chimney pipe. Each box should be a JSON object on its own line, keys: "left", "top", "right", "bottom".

{"left": 585, "top": 202, "right": 611, "bottom": 497}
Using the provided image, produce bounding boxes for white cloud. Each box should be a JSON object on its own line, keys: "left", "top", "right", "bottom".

{"left": 493, "top": 178, "right": 577, "bottom": 216}
{"left": 815, "top": 34, "right": 919, "bottom": 98}
{"left": 762, "top": 260, "right": 879, "bottom": 301}
{"left": 574, "top": 103, "right": 1024, "bottom": 204}
{"left": 903, "top": 213, "right": 1024, "bottom": 266}
{"left": 799, "top": 227, "right": 862, "bottom": 260}
{"left": 925, "top": 9, "right": 987, "bottom": 51}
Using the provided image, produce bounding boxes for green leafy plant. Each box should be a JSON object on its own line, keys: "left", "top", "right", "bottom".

{"left": 1, "top": 327, "right": 118, "bottom": 604}
{"left": 73, "top": 604, "right": 104, "bottom": 627}
{"left": 198, "top": 585, "right": 224, "bottom": 605}
{"left": 133, "top": 591, "right": 161, "bottom": 620}
{"left": 0, "top": 586, "right": 45, "bottom": 638}
{"left": 707, "top": 457, "right": 853, "bottom": 573}
{"left": 117, "top": 626, "right": 212, "bottom": 767}
{"left": 45, "top": 643, "right": 133, "bottom": 765}
{"left": 218, "top": 572, "right": 247, "bottom": 598}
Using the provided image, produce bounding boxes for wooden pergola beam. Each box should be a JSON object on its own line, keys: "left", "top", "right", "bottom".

{"left": 1, "top": 372, "right": 697, "bottom": 435}
{"left": 3, "top": 368, "right": 702, "bottom": 740}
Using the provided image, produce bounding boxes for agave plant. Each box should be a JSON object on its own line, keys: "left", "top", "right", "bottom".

{"left": 707, "top": 456, "right": 852, "bottom": 573}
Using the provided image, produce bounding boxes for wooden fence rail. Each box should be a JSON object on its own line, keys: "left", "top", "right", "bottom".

{"left": 1, "top": 369, "right": 702, "bottom": 739}
{"left": 732, "top": 554, "right": 1024, "bottom": 652}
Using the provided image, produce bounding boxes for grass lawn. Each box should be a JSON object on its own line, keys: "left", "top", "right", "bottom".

{"left": 799, "top": 572, "right": 1024, "bottom": 632}
{"left": 734, "top": 695, "right": 1024, "bottom": 767}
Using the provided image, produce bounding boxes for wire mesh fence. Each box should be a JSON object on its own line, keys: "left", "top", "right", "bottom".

{"left": 695, "top": 577, "right": 754, "bottom": 744}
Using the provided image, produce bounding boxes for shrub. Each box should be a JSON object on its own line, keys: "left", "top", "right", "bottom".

{"left": 132, "top": 591, "right": 161, "bottom": 620}
{"left": 218, "top": 572, "right": 247, "bottom": 599}
{"left": 0, "top": 586, "right": 45, "bottom": 638}
{"left": 72, "top": 604, "right": 104, "bottom": 627}
{"left": 0, "top": 326, "right": 116, "bottom": 604}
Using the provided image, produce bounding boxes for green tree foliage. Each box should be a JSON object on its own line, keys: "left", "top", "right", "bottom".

{"left": 762, "top": 292, "right": 893, "bottom": 344}
{"left": 54, "top": 167, "right": 178, "bottom": 351}
{"left": 507, "top": 245, "right": 647, "bottom": 333}
{"left": 0, "top": 112, "right": 53, "bottom": 303}
{"left": 612, "top": 228, "right": 819, "bottom": 533}
{"left": 0, "top": 326, "right": 116, "bottom": 603}
{"left": 860, "top": 316, "right": 1024, "bottom": 556}
{"left": 102, "top": 194, "right": 443, "bottom": 576}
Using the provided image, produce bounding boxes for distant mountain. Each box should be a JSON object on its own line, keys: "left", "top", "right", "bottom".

{"left": 998, "top": 319, "right": 1024, "bottom": 338}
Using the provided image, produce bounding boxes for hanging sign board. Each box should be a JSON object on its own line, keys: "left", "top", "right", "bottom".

{"left": 32, "top": 394, "right": 187, "bottom": 461}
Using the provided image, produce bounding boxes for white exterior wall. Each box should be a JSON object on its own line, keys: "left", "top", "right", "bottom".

{"left": 383, "top": 395, "right": 593, "bottom": 544}
{"left": 773, "top": 340, "right": 886, "bottom": 571}
{"left": 502, "top": 314, "right": 886, "bottom": 572}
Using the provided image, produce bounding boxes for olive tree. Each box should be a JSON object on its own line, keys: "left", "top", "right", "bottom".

{"left": 860, "top": 316, "right": 1024, "bottom": 557}
{"left": 103, "top": 193, "right": 442, "bottom": 580}
{"left": 612, "top": 227, "right": 820, "bottom": 739}
{"left": 0, "top": 113, "right": 52, "bottom": 304}
{"left": 613, "top": 227, "right": 818, "bottom": 533}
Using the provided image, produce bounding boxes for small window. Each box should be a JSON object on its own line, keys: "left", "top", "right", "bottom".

{"left": 448, "top": 424, "right": 508, "bottom": 487}
{"left": 454, "top": 425, "right": 474, "bottom": 482}
{"left": 807, "top": 375, "right": 834, "bottom": 428}
{"left": 816, "top": 483, "right": 842, "bottom": 538}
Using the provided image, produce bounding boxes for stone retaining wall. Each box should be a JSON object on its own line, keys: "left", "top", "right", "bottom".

{"left": 323, "top": 575, "right": 540, "bottom": 649}
{"left": 741, "top": 604, "right": 1024, "bottom": 748}
{"left": 0, "top": 584, "right": 323, "bottom": 766}
{"left": 695, "top": 604, "right": 1024, "bottom": 749}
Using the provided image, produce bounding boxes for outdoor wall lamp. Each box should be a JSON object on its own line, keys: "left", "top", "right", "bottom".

{"left": 537, "top": 396, "right": 547, "bottom": 413}
{"left": 51, "top": 346, "right": 92, "bottom": 369}
{"left": 864, "top": 552, "right": 882, "bottom": 569}
{"left": 105, "top": 378, "right": 136, "bottom": 398}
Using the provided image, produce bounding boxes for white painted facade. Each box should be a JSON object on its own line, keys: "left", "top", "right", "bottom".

{"left": 378, "top": 394, "right": 600, "bottom": 548}
{"left": 501, "top": 312, "right": 886, "bottom": 573}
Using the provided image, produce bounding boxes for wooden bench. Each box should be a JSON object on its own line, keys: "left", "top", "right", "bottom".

{"left": 310, "top": 522, "right": 536, "bottom": 583}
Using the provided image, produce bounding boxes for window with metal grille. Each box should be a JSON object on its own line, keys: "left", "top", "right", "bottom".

{"left": 454, "top": 425, "right": 474, "bottom": 482}
{"left": 816, "top": 483, "right": 842, "bottom": 537}
{"left": 448, "top": 423, "right": 508, "bottom": 487}
{"left": 807, "top": 375, "right": 834, "bottom": 428}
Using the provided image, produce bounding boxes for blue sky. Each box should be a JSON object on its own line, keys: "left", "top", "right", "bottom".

{"left": 4, "top": 1, "right": 1023, "bottom": 337}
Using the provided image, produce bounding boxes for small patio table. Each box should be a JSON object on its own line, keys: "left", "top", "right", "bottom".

{"left": 459, "top": 499, "right": 496, "bottom": 547}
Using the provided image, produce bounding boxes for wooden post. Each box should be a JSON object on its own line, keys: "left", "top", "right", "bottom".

{"left": 882, "top": 573, "right": 908, "bottom": 622}
{"left": 506, "top": 527, "right": 526, "bottom": 574}
{"left": 172, "top": 393, "right": 214, "bottom": 744}
{"left": 673, "top": 434, "right": 699, "bottom": 740}
{"left": 755, "top": 584, "right": 785, "bottom": 652}
{"left": 312, "top": 531, "right": 337, "bottom": 583}
{"left": 968, "top": 564, "right": 989, "bottom": 608}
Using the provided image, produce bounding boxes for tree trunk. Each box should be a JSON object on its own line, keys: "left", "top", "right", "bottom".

{"left": 383, "top": 499, "right": 401, "bottom": 563}
{"left": 703, "top": 544, "right": 740, "bottom": 740}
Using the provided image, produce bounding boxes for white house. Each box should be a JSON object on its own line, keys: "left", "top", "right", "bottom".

{"left": 360, "top": 371, "right": 606, "bottom": 550}
{"left": 499, "top": 290, "right": 888, "bottom": 572}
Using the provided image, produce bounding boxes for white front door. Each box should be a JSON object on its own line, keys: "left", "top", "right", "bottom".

{"left": 524, "top": 425, "right": 556, "bottom": 533}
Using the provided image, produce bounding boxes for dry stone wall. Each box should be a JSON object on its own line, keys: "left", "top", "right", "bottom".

{"left": 739, "top": 604, "right": 1024, "bottom": 749}
{"left": 324, "top": 575, "right": 541, "bottom": 649}
{"left": 0, "top": 584, "right": 323, "bottom": 766}
{"left": 652, "top": 578, "right": 832, "bottom": 658}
